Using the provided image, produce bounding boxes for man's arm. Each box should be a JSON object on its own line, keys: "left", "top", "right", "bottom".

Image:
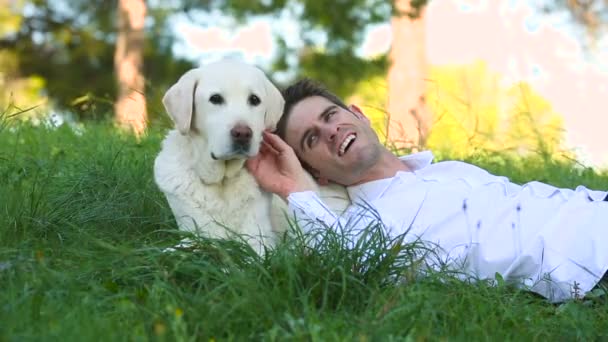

{"left": 246, "top": 131, "right": 317, "bottom": 200}
{"left": 246, "top": 132, "right": 382, "bottom": 242}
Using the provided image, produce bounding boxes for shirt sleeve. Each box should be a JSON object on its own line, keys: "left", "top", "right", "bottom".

{"left": 287, "top": 191, "right": 340, "bottom": 226}
{"left": 287, "top": 191, "right": 385, "bottom": 248}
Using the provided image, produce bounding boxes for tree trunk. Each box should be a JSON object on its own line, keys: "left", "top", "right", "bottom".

{"left": 386, "top": 0, "right": 430, "bottom": 150}
{"left": 114, "top": 0, "right": 147, "bottom": 135}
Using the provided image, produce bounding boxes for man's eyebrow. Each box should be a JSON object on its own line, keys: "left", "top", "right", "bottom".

{"left": 299, "top": 105, "right": 337, "bottom": 152}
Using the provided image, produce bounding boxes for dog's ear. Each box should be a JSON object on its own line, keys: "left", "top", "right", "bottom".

{"left": 262, "top": 76, "right": 285, "bottom": 130}
{"left": 162, "top": 69, "right": 199, "bottom": 135}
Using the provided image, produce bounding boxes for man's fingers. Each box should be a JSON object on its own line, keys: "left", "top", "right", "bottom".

{"left": 263, "top": 131, "right": 292, "bottom": 154}
{"left": 245, "top": 157, "right": 258, "bottom": 171}
{"left": 261, "top": 140, "right": 280, "bottom": 155}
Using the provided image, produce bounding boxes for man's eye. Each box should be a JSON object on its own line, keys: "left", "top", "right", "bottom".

{"left": 308, "top": 134, "right": 318, "bottom": 147}
{"left": 325, "top": 111, "right": 335, "bottom": 121}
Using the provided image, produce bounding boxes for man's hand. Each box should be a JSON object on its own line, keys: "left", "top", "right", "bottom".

{"left": 246, "top": 131, "right": 317, "bottom": 200}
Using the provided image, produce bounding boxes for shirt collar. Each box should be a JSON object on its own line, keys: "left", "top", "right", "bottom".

{"left": 346, "top": 150, "right": 434, "bottom": 203}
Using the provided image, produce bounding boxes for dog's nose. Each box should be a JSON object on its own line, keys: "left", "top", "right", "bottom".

{"left": 231, "top": 124, "right": 252, "bottom": 146}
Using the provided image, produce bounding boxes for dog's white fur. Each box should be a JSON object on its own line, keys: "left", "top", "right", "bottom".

{"left": 154, "top": 60, "right": 284, "bottom": 254}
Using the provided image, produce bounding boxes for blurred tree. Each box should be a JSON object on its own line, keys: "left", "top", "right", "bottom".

{"left": 1, "top": 1, "right": 117, "bottom": 119}
{"left": 0, "top": 0, "right": 47, "bottom": 114}
{"left": 381, "top": 0, "right": 605, "bottom": 149}
{"left": 343, "top": 62, "right": 570, "bottom": 161}
{"left": 114, "top": 0, "right": 147, "bottom": 134}
{"left": 1, "top": 0, "right": 431, "bottom": 132}
{"left": 425, "top": 62, "right": 502, "bottom": 157}
{"left": 214, "top": 0, "right": 428, "bottom": 148}
{"left": 505, "top": 82, "right": 566, "bottom": 159}
{"left": 387, "top": 0, "right": 429, "bottom": 150}
{"left": 424, "top": 62, "right": 568, "bottom": 160}
{"left": 0, "top": 0, "right": 194, "bottom": 126}
{"left": 3, "top": 0, "right": 599, "bottom": 136}
{"left": 207, "top": 0, "right": 397, "bottom": 96}
{"left": 0, "top": 50, "right": 48, "bottom": 115}
{"left": 546, "top": 0, "right": 608, "bottom": 41}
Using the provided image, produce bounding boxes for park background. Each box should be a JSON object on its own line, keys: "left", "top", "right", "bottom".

{"left": 2, "top": 1, "right": 608, "bottom": 340}
{"left": 2, "top": 0, "right": 607, "bottom": 167}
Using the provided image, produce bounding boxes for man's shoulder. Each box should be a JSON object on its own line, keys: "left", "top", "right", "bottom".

{"left": 398, "top": 150, "right": 434, "bottom": 171}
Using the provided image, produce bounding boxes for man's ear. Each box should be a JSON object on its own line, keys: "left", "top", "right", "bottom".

{"left": 348, "top": 104, "right": 371, "bottom": 125}
{"left": 162, "top": 69, "right": 200, "bottom": 135}
{"left": 262, "top": 74, "right": 285, "bottom": 130}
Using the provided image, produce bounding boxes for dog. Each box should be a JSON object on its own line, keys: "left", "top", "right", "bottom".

{"left": 154, "top": 60, "right": 285, "bottom": 255}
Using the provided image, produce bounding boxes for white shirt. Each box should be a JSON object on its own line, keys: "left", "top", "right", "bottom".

{"left": 287, "top": 151, "right": 608, "bottom": 302}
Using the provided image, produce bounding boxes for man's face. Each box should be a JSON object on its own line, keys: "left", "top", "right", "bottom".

{"left": 284, "top": 96, "right": 382, "bottom": 186}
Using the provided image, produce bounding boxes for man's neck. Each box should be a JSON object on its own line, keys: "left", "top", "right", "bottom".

{"left": 351, "top": 150, "right": 409, "bottom": 186}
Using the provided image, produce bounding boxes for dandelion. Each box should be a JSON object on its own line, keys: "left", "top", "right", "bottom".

{"left": 154, "top": 321, "right": 166, "bottom": 335}
{"left": 35, "top": 250, "right": 44, "bottom": 262}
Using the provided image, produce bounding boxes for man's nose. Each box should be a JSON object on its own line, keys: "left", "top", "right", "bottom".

{"left": 323, "top": 125, "right": 340, "bottom": 142}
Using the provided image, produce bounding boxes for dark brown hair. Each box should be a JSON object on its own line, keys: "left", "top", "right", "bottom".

{"left": 275, "top": 78, "right": 348, "bottom": 140}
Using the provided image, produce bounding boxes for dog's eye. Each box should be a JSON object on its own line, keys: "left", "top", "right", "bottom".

{"left": 209, "top": 94, "right": 224, "bottom": 105}
{"left": 248, "top": 94, "right": 261, "bottom": 106}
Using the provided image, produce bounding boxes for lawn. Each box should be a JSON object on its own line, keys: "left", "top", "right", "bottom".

{"left": 2, "top": 120, "right": 608, "bottom": 341}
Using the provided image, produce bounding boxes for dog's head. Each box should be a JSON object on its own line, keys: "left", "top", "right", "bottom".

{"left": 162, "top": 60, "right": 284, "bottom": 160}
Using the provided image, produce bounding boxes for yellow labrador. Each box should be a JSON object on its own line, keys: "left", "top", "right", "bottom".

{"left": 154, "top": 60, "right": 284, "bottom": 254}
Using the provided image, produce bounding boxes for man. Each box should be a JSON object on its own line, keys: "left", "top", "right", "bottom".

{"left": 246, "top": 79, "right": 608, "bottom": 302}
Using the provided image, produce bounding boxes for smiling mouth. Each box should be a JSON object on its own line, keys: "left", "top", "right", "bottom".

{"left": 338, "top": 133, "right": 356, "bottom": 156}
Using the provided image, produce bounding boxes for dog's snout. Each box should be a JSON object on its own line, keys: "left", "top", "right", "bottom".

{"left": 231, "top": 124, "right": 252, "bottom": 146}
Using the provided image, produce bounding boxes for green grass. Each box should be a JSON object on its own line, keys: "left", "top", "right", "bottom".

{"left": 1, "top": 119, "right": 608, "bottom": 341}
